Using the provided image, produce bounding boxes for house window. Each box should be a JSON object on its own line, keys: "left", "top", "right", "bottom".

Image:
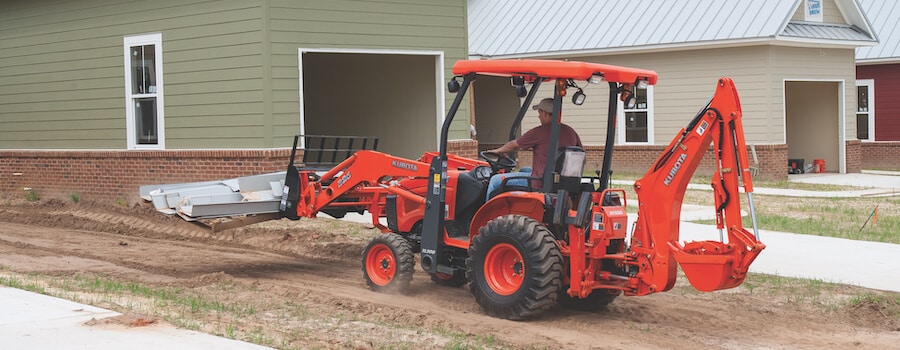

{"left": 124, "top": 34, "right": 164, "bottom": 149}
{"left": 618, "top": 85, "right": 653, "bottom": 144}
{"left": 855, "top": 80, "right": 874, "bottom": 141}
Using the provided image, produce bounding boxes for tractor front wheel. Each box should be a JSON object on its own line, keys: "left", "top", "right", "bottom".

{"left": 466, "top": 215, "right": 562, "bottom": 320}
{"left": 362, "top": 234, "right": 414, "bottom": 293}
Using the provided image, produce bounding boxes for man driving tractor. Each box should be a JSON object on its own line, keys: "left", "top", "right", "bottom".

{"left": 485, "top": 97, "right": 582, "bottom": 200}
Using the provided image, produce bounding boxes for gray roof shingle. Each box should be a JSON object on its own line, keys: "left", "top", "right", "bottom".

{"left": 469, "top": 0, "right": 876, "bottom": 58}
{"left": 856, "top": 0, "right": 900, "bottom": 61}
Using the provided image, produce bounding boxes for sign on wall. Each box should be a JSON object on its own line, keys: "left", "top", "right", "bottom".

{"left": 805, "top": 0, "right": 823, "bottom": 22}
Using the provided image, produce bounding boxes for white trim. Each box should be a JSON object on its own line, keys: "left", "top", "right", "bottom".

{"left": 123, "top": 33, "right": 165, "bottom": 150}
{"left": 855, "top": 79, "right": 875, "bottom": 141}
{"left": 782, "top": 78, "right": 846, "bottom": 173}
{"left": 616, "top": 85, "right": 654, "bottom": 145}
{"left": 856, "top": 58, "right": 900, "bottom": 65}
{"left": 297, "top": 48, "right": 445, "bottom": 149}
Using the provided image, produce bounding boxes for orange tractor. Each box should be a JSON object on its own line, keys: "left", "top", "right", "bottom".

{"left": 279, "top": 59, "right": 765, "bottom": 320}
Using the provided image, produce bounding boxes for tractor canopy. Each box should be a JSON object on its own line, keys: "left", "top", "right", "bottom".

{"left": 451, "top": 59, "right": 658, "bottom": 85}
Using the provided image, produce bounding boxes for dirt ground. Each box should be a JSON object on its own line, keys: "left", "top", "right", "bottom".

{"left": 1, "top": 196, "right": 899, "bottom": 349}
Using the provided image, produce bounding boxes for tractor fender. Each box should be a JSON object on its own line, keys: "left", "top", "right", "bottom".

{"left": 468, "top": 191, "right": 547, "bottom": 241}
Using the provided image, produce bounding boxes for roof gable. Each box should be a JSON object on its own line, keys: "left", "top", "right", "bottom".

{"left": 469, "top": 0, "right": 877, "bottom": 58}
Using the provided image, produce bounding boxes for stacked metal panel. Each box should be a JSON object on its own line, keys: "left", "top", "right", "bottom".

{"left": 139, "top": 172, "right": 286, "bottom": 221}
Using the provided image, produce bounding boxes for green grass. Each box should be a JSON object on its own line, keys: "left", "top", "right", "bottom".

{"left": 23, "top": 188, "right": 40, "bottom": 202}
{"left": 687, "top": 195, "right": 900, "bottom": 244}
{"left": 0, "top": 270, "right": 511, "bottom": 349}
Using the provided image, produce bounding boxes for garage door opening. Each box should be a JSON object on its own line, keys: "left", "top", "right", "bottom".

{"left": 784, "top": 81, "right": 843, "bottom": 173}
{"left": 299, "top": 50, "right": 442, "bottom": 159}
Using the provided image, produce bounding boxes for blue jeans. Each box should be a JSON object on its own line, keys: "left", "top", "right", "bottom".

{"left": 485, "top": 167, "right": 531, "bottom": 201}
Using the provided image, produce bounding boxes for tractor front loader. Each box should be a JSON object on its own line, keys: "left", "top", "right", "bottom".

{"left": 279, "top": 59, "right": 765, "bottom": 320}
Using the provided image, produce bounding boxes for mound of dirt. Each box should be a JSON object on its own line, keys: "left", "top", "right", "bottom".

{"left": 0, "top": 195, "right": 376, "bottom": 262}
{"left": 1, "top": 194, "right": 898, "bottom": 349}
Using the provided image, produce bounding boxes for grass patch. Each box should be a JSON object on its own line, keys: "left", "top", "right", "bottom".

{"left": 691, "top": 195, "right": 900, "bottom": 244}
{"left": 0, "top": 270, "right": 510, "bottom": 349}
{"left": 23, "top": 188, "right": 40, "bottom": 202}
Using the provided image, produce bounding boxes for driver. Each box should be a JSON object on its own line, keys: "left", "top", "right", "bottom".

{"left": 485, "top": 98, "right": 582, "bottom": 200}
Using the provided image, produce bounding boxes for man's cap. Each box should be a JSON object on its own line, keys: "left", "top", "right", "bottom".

{"left": 532, "top": 98, "right": 554, "bottom": 113}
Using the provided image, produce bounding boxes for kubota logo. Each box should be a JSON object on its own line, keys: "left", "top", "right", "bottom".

{"left": 391, "top": 160, "right": 418, "bottom": 172}
{"left": 663, "top": 153, "right": 688, "bottom": 186}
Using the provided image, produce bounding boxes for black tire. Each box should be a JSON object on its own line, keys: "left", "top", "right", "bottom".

{"left": 362, "top": 234, "right": 414, "bottom": 293}
{"left": 558, "top": 289, "right": 620, "bottom": 311}
{"left": 430, "top": 270, "right": 468, "bottom": 287}
{"left": 466, "top": 215, "right": 562, "bottom": 320}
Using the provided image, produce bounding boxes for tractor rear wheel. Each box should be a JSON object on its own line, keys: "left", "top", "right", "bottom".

{"left": 362, "top": 234, "right": 414, "bottom": 293}
{"left": 466, "top": 215, "right": 562, "bottom": 320}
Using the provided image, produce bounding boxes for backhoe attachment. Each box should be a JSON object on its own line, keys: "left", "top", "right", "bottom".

{"left": 630, "top": 78, "right": 765, "bottom": 294}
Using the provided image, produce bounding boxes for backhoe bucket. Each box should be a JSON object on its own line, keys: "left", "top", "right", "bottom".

{"left": 669, "top": 235, "right": 763, "bottom": 292}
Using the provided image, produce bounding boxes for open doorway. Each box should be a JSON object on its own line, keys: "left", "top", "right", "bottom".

{"left": 471, "top": 75, "right": 522, "bottom": 150}
{"left": 784, "top": 80, "right": 843, "bottom": 173}
{"left": 299, "top": 49, "right": 443, "bottom": 159}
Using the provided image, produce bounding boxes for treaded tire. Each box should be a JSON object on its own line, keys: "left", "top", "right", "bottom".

{"left": 466, "top": 215, "right": 562, "bottom": 320}
{"left": 362, "top": 234, "right": 414, "bottom": 293}
{"left": 558, "top": 289, "right": 620, "bottom": 311}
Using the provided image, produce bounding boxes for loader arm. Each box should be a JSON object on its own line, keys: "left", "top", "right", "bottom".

{"left": 628, "top": 77, "right": 765, "bottom": 295}
{"left": 292, "top": 150, "right": 430, "bottom": 225}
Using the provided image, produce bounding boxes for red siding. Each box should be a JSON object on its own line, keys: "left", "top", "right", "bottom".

{"left": 857, "top": 64, "right": 900, "bottom": 141}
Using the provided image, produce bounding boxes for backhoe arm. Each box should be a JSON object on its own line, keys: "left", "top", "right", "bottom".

{"left": 628, "top": 78, "right": 765, "bottom": 295}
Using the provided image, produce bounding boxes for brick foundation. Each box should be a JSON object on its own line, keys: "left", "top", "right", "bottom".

{"left": 448, "top": 139, "right": 479, "bottom": 159}
{"left": 0, "top": 149, "right": 291, "bottom": 202}
{"left": 11, "top": 139, "right": 883, "bottom": 203}
{"left": 846, "top": 140, "right": 862, "bottom": 173}
{"left": 861, "top": 141, "right": 900, "bottom": 170}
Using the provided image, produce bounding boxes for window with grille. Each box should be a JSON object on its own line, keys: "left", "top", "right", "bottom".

{"left": 124, "top": 34, "right": 164, "bottom": 149}
{"left": 855, "top": 80, "right": 873, "bottom": 141}
{"left": 618, "top": 84, "right": 653, "bottom": 144}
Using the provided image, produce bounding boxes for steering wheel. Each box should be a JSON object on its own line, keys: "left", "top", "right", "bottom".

{"left": 479, "top": 151, "right": 517, "bottom": 173}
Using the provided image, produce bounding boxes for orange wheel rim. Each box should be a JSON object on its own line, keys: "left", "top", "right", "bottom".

{"left": 366, "top": 244, "right": 395, "bottom": 286}
{"left": 484, "top": 243, "right": 524, "bottom": 296}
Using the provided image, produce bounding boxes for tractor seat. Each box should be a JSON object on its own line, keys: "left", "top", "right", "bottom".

{"left": 552, "top": 146, "right": 586, "bottom": 195}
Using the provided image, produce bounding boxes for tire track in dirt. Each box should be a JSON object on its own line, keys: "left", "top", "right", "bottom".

{"left": 1, "top": 199, "right": 899, "bottom": 349}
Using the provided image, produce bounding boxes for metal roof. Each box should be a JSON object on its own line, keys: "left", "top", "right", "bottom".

{"left": 781, "top": 22, "right": 874, "bottom": 42}
{"left": 856, "top": 0, "right": 900, "bottom": 62}
{"left": 469, "top": 0, "right": 877, "bottom": 58}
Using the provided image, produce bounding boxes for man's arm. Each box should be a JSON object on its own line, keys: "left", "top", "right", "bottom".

{"left": 488, "top": 139, "right": 519, "bottom": 155}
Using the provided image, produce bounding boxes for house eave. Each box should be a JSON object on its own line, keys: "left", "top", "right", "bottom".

{"left": 856, "top": 58, "right": 900, "bottom": 66}
{"left": 471, "top": 36, "right": 872, "bottom": 60}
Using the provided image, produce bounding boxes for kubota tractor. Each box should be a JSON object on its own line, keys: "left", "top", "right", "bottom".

{"left": 279, "top": 59, "right": 765, "bottom": 320}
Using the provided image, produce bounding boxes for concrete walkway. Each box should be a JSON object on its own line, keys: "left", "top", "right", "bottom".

{"left": 0, "top": 286, "right": 272, "bottom": 350}
{"left": 679, "top": 223, "right": 900, "bottom": 293}
{"left": 661, "top": 171, "right": 900, "bottom": 292}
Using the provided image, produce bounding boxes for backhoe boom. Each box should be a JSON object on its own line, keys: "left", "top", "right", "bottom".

{"left": 628, "top": 77, "right": 765, "bottom": 295}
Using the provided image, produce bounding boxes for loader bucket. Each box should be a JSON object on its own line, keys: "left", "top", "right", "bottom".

{"left": 670, "top": 240, "right": 747, "bottom": 292}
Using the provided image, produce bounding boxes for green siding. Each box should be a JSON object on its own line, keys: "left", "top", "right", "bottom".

{"left": 0, "top": 0, "right": 468, "bottom": 150}
{"left": 0, "top": 0, "right": 266, "bottom": 149}
{"left": 267, "top": 0, "right": 469, "bottom": 148}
